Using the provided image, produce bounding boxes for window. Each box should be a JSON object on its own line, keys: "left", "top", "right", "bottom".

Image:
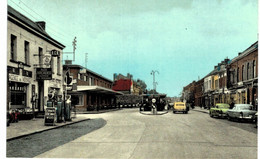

{"left": 91, "top": 78, "right": 95, "bottom": 85}
{"left": 215, "top": 79, "right": 218, "bottom": 89}
{"left": 247, "top": 63, "right": 250, "bottom": 80}
{"left": 253, "top": 60, "right": 256, "bottom": 78}
{"left": 71, "top": 94, "right": 83, "bottom": 106}
{"left": 78, "top": 73, "right": 80, "bottom": 79}
{"left": 242, "top": 65, "right": 244, "bottom": 81}
{"left": 9, "top": 82, "right": 27, "bottom": 107}
{"left": 24, "top": 41, "right": 30, "bottom": 64}
{"left": 237, "top": 67, "right": 239, "bottom": 82}
{"left": 38, "top": 47, "right": 43, "bottom": 66}
{"left": 10, "top": 34, "right": 17, "bottom": 61}
{"left": 57, "top": 56, "right": 61, "bottom": 74}
{"left": 89, "top": 77, "right": 91, "bottom": 85}
{"left": 51, "top": 56, "right": 54, "bottom": 73}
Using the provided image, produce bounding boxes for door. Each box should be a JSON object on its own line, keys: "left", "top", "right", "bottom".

{"left": 38, "top": 81, "right": 44, "bottom": 112}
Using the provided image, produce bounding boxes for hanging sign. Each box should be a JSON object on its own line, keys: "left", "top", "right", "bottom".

{"left": 36, "top": 68, "right": 52, "bottom": 80}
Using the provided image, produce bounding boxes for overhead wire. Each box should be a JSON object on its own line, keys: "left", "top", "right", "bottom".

{"left": 8, "top": 0, "right": 74, "bottom": 46}
{"left": 18, "top": 0, "right": 75, "bottom": 39}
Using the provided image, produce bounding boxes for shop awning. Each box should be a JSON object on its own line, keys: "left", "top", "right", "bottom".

{"left": 77, "top": 86, "right": 124, "bottom": 95}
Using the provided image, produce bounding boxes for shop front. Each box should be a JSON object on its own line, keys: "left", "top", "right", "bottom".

{"left": 8, "top": 69, "right": 34, "bottom": 110}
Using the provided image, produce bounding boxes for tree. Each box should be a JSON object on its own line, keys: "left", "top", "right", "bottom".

{"left": 137, "top": 79, "right": 147, "bottom": 93}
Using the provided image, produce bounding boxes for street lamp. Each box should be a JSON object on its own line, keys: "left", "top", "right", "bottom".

{"left": 151, "top": 70, "right": 159, "bottom": 94}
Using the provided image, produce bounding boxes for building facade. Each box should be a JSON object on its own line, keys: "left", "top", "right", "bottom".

{"left": 183, "top": 41, "right": 258, "bottom": 109}
{"left": 7, "top": 6, "right": 65, "bottom": 113}
{"left": 112, "top": 73, "right": 142, "bottom": 95}
{"left": 63, "top": 60, "right": 121, "bottom": 111}
{"left": 227, "top": 41, "right": 258, "bottom": 108}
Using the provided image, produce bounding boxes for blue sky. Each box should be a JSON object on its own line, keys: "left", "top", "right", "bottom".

{"left": 6, "top": 0, "right": 258, "bottom": 97}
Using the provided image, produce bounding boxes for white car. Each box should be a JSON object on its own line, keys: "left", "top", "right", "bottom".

{"left": 227, "top": 104, "right": 257, "bottom": 121}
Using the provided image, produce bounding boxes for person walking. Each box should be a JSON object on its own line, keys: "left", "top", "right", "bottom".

{"left": 230, "top": 101, "right": 234, "bottom": 109}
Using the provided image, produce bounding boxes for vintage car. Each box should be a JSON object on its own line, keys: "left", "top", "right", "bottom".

{"left": 209, "top": 103, "right": 230, "bottom": 118}
{"left": 253, "top": 112, "right": 258, "bottom": 127}
{"left": 173, "top": 102, "right": 188, "bottom": 114}
{"left": 226, "top": 104, "right": 257, "bottom": 121}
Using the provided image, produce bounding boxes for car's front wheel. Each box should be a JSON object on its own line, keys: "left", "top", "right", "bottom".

{"left": 227, "top": 114, "right": 231, "bottom": 121}
{"left": 210, "top": 112, "right": 213, "bottom": 118}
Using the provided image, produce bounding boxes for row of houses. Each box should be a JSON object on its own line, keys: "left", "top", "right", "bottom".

{"left": 182, "top": 41, "right": 258, "bottom": 109}
{"left": 6, "top": 5, "right": 145, "bottom": 114}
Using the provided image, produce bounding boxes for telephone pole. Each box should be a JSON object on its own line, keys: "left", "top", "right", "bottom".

{"left": 151, "top": 70, "right": 159, "bottom": 94}
{"left": 85, "top": 53, "right": 88, "bottom": 68}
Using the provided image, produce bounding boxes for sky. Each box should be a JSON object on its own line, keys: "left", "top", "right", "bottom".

{"left": 5, "top": 0, "right": 258, "bottom": 97}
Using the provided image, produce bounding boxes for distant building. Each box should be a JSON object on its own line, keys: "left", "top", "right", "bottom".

{"left": 112, "top": 73, "right": 142, "bottom": 95}
{"left": 63, "top": 60, "right": 122, "bottom": 111}
{"left": 7, "top": 6, "right": 65, "bottom": 113}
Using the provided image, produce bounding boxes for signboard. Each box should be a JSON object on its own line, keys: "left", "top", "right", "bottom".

{"left": 36, "top": 68, "right": 52, "bottom": 80}
{"left": 51, "top": 49, "right": 60, "bottom": 57}
{"left": 43, "top": 54, "right": 51, "bottom": 66}
{"left": 9, "top": 74, "right": 31, "bottom": 83}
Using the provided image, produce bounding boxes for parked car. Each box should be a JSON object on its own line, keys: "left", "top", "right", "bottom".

{"left": 209, "top": 103, "right": 230, "bottom": 118}
{"left": 173, "top": 102, "right": 188, "bottom": 114}
{"left": 226, "top": 104, "right": 257, "bottom": 121}
{"left": 252, "top": 112, "right": 258, "bottom": 127}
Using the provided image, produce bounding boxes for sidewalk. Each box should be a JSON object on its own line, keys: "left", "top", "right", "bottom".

{"left": 6, "top": 116, "right": 89, "bottom": 141}
{"left": 7, "top": 108, "right": 122, "bottom": 141}
{"left": 76, "top": 108, "right": 121, "bottom": 114}
{"left": 191, "top": 106, "right": 209, "bottom": 114}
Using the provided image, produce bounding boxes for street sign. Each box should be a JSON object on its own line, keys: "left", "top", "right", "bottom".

{"left": 36, "top": 68, "right": 52, "bottom": 80}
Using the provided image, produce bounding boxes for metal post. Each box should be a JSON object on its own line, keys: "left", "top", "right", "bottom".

{"left": 151, "top": 70, "right": 159, "bottom": 94}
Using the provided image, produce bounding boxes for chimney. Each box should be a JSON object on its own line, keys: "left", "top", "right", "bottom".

{"left": 36, "top": 21, "right": 46, "bottom": 30}
{"left": 65, "top": 60, "right": 72, "bottom": 65}
{"left": 224, "top": 58, "right": 229, "bottom": 63}
{"left": 113, "top": 73, "right": 117, "bottom": 81}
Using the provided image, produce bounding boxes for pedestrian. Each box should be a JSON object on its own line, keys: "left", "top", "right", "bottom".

{"left": 230, "top": 101, "right": 234, "bottom": 109}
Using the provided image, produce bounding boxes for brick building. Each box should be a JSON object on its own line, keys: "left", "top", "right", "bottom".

{"left": 227, "top": 41, "right": 258, "bottom": 107}
{"left": 63, "top": 60, "right": 122, "bottom": 111}
{"left": 194, "top": 78, "right": 204, "bottom": 106}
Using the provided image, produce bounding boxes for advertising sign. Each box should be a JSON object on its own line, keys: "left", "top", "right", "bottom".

{"left": 36, "top": 68, "right": 52, "bottom": 80}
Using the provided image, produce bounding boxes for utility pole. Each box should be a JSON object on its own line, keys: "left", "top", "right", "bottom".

{"left": 63, "top": 36, "right": 77, "bottom": 62}
{"left": 72, "top": 37, "right": 77, "bottom": 61}
{"left": 151, "top": 70, "right": 159, "bottom": 94}
{"left": 85, "top": 53, "right": 88, "bottom": 68}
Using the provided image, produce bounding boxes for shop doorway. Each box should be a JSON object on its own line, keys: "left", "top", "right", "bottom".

{"left": 38, "top": 81, "right": 44, "bottom": 112}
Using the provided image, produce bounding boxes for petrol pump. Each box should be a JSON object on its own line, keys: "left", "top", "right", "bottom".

{"left": 56, "top": 95, "right": 64, "bottom": 123}
{"left": 64, "top": 95, "right": 72, "bottom": 121}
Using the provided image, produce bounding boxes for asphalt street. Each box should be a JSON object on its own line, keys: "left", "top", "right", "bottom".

{"left": 30, "top": 108, "right": 257, "bottom": 159}
{"left": 6, "top": 118, "right": 106, "bottom": 158}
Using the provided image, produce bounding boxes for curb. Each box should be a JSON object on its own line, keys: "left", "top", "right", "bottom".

{"left": 7, "top": 118, "right": 90, "bottom": 141}
{"left": 139, "top": 111, "right": 168, "bottom": 115}
{"left": 192, "top": 109, "right": 209, "bottom": 114}
{"left": 76, "top": 108, "right": 122, "bottom": 114}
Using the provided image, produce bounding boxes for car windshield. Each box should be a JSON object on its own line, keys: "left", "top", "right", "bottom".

{"left": 176, "top": 104, "right": 184, "bottom": 106}
{"left": 237, "top": 106, "right": 253, "bottom": 110}
{"left": 217, "top": 105, "right": 229, "bottom": 109}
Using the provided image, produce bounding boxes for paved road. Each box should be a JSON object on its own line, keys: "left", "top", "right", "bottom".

{"left": 7, "top": 118, "right": 106, "bottom": 158}
{"left": 33, "top": 108, "right": 257, "bottom": 159}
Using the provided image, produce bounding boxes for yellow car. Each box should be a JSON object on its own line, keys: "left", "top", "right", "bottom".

{"left": 173, "top": 102, "right": 188, "bottom": 114}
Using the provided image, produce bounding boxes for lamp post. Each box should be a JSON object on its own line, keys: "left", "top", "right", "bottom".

{"left": 150, "top": 70, "right": 159, "bottom": 94}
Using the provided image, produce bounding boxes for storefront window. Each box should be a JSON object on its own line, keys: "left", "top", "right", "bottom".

{"left": 71, "top": 94, "right": 83, "bottom": 106}
{"left": 9, "top": 82, "right": 27, "bottom": 108}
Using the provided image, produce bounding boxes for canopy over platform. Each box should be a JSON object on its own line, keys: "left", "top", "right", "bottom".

{"left": 77, "top": 86, "right": 124, "bottom": 95}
